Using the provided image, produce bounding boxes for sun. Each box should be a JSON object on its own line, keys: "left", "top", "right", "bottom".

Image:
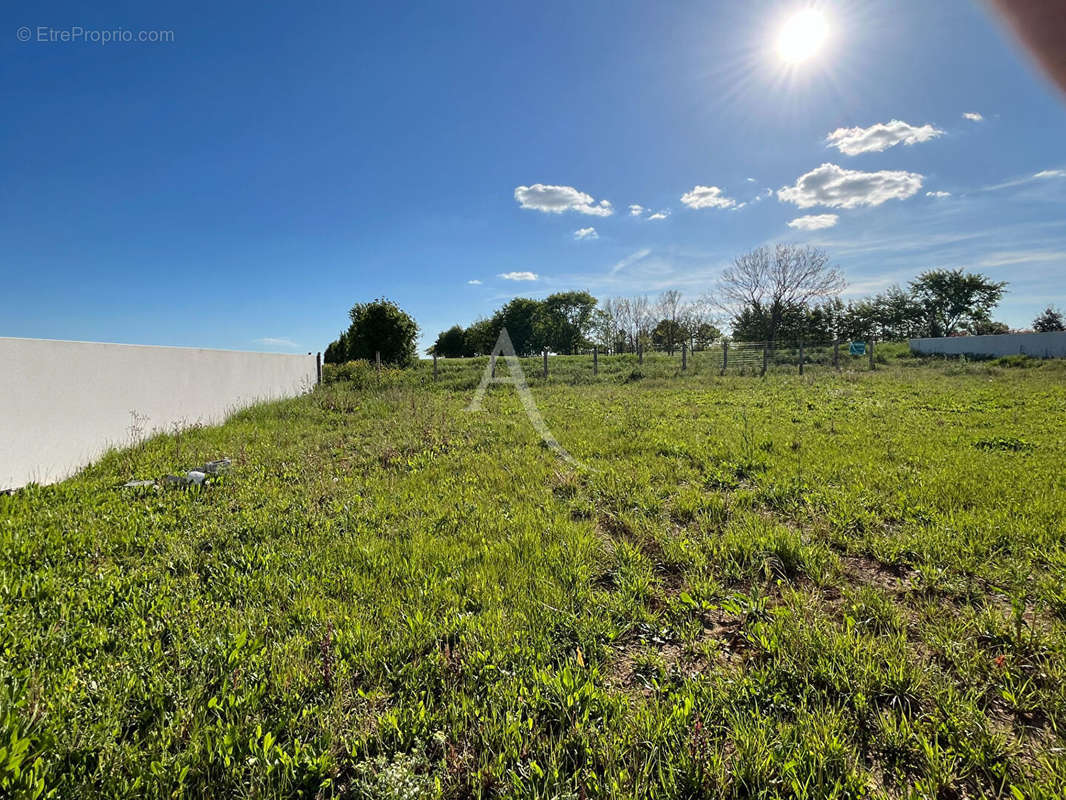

{"left": 776, "top": 8, "right": 830, "bottom": 65}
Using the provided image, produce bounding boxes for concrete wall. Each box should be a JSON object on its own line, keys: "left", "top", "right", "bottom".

{"left": 909, "top": 331, "right": 1066, "bottom": 359}
{"left": 1, "top": 338, "right": 317, "bottom": 489}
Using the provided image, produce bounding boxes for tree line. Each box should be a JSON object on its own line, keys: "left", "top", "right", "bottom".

{"left": 431, "top": 244, "right": 1019, "bottom": 357}
{"left": 325, "top": 245, "right": 1062, "bottom": 365}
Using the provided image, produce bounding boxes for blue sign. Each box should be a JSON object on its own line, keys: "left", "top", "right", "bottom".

{"left": 849, "top": 341, "right": 866, "bottom": 356}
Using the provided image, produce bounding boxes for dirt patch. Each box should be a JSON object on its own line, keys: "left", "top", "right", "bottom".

{"left": 839, "top": 554, "right": 915, "bottom": 597}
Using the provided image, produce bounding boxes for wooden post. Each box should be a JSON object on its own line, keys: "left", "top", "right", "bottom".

{"left": 593, "top": 346, "right": 598, "bottom": 376}
{"left": 433, "top": 352, "right": 438, "bottom": 380}
{"left": 833, "top": 338, "right": 839, "bottom": 369}
{"left": 762, "top": 344, "right": 769, "bottom": 376}
{"left": 868, "top": 339, "right": 875, "bottom": 370}
{"left": 316, "top": 352, "right": 322, "bottom": 385}
{"left": 375, "top": 351, "right": 381, "bottom": 371}
{"left": 543, "top": 349, "right": 548, "bottom": 379}
{"left": 681, "top": 342, "right": 687, "bottom": 371}
{"left": 798, "top": 340, "right": 804, "bottom": 375}
{"left": 722, "top": 341, "right": 728, "bottom": 373}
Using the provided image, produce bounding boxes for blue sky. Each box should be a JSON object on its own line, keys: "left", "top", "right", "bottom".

{"left": 4, "top": 0, "right": 1065, "bottom": 352}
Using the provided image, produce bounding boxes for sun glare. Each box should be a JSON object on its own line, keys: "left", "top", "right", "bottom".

{"left": 776, "top": 8, "right": 829, "bottom": 65}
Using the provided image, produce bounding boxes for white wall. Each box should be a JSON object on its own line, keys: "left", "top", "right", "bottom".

{"left": 909, "top": 331, "right": 1066, "bottom": 359}
{"left": 0, "top": 338, "right": 317, "bottom": 489}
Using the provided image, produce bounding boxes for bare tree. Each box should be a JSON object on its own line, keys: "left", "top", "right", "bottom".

{"left": 629, "top": 295, "right": 652, "bottom": 352}
{"left": 718, "top": 244, "right": 845, "bottom": 344}
{"left": 656, "top": 290, "right": 684, "bottom": 354}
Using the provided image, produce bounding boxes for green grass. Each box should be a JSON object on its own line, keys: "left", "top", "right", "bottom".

{"left": 3, "top": 355, "right": 1066, "bottom": 798}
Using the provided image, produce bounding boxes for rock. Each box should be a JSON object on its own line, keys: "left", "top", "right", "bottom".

{"left": 122, "top": 479, "right": 156, "bottom": 488}
{"left": 202, "top": 458, "right": 231, "bottom": 475}
{"left": 185, "top": 471, "right": 207, "bottom": 485}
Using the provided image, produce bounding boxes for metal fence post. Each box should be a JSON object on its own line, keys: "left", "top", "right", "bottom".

{"left": 638, "top": 341, "right": 643, "bottom": 365}
{"left": 491, "top": 353, "right": 496, "bottom": 378}
{"left": 798, "top": 340, "right": 804, "bottom": 375}
{"left": 722, "top": 341, "right": 728, "bottom": 373}
{"left": 316, "top": 352, "right": 322, "bottom": 385}
{"left": 681, "top": 342, "right": 687, "bottom": 371}
{"left": 833, "top": 338, "right": 839, "bottom": 369}
{"left": 868, "top": 339, "right": 875, "bottom": 370}
{"left": 543, "top": 349, "right": 548, "bottom": 379}
{"left": 593, "top": 345, "right": 598, "bottom": 376}
{"left": 375, "top": 351, "right": 381, "bottom": 371}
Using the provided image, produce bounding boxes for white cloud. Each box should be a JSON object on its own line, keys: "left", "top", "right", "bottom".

{"left": 628, "top": 204, "right": 645, "bottom": 216}
{"left": 514, "top": 184, "right": 613, "bottom": 216}
{"left": 256, "top": 337, "right": 299, "bottom": 349}
{"left": 787, "top": 214, "right": 839, "bottom": 230}
{"left": 647, "top": 211, "right": 669, "bottom": 220}
{"left": 1034, "top": 169, "right": 1066, "bottom": 179}
{"left": 963, "top": 112, "right": 983, "bottom": 122}
{"left": 777, "top": 163, "right": 924, "bottom": 209}
{"left": 746, "top": 177, "right": 757, "bottom": 183}
{"left": 498, "top": 271, "right": 538, "bottom": 281}
{"left": 680, "top": 185, "right": 736, "bottom": 209}
{"left": 977, "top": 250, "right": 1066, "bottom": 268}
{"left": 926, "top": 191, "right": 951, "bottom": 198}
{"left": 826, "top": 119, "right": 944, "bottom": 155}
{"left": 573, "top": 227, "right": 598, "bottom": 240}
{"left": 610, "top": 248, "right": 651, "bottom": 275}
{"left": 467, "top": 279, "right": 482, "bottom": 285}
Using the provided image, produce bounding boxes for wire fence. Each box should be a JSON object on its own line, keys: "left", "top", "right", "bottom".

{"left": 567, "top": 338, "right": 879, "bottom": 376}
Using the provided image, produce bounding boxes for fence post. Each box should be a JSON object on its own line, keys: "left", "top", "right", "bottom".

{"left": 868, "top": 339, "right": 875, "bottom": 370}
{"left": 375, "top": 351, "right": 381, "bottom": 371}
{"left": 316, "top": 352, "right": 322, "bottom": 385}
{"left": 543, "top": 349, "right": 548, "bottom": 379}
{"left": 681, "top": 342, "right": 687, "bottom": 371}
{"left": 593, "top": 346, "right": 598, "bottom": 376}
{"left": 433, "top": 352, "right": 438, "bottom": 380}
{"left": 638, "top": 341, "right": 643, "bottom": 365}
{"left": 722, "top": 341, "right": 728, "bottom": 373}
{"left": 491, "top": 353, "right": 496, "bottom": 378}
{"left": 798, "top": 340, "right": 804, "bottom": 375}
{"left": 833, "top": 338, "right": 839, "bottom": 370}
{"left": 761, "top": 344, "right": 769, "bottom": 376}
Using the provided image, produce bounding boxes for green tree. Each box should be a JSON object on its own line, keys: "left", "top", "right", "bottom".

{"left": 909, "top": 269, "right": 1007, "bottom": 337}
{"left": 1033, "top": 306, "right": 1065, "bottom": 332}
{"left": 431, "top": 325, "right": 467, "bottom": 357}
{"left": 323, "top": 330, "right": 351, "bottom": 364}
{"left": 345, "top": 298, "right": 419, "bottom": 367}
{"left": 534, "top": 291, "right": 598, "bottom": 354}
{"left": 463, "top": 318, "right": 496, "bottom": 356}
{"left": 494, "top": 298, "right": 543, "bottom": 356}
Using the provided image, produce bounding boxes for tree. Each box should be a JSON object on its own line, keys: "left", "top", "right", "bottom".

{"left": 432, "top": 325, "right": 467, "bottom": 357}
{"left": 463, "top": 318, "right": 496, "bottom": 356}
{"left": 493, "top": 298, "right": 543, "bottom": 356}
{"left": 345, "top": 298, "right": 419, "bottom": 367}
{"left": 719, "top": 245, "right": 845, "bottom": 345}
{"left": 656, "top": 290, "right": 685, "bottom": 354}
{"left": 651, "top": 318, "right": 687, "bottom": 352}
{"left": 534, "top": 291, "right": 598, "bottom": 353}
{"left": 909, "top": 269, "right": 1007, "bottom": 338}
{"left": 1033, "top": 306, "right": 1065, "bottom": 332}
{"left": 968, "top": 319, "right": 1010, "bottom": 336}
{"left": 323, "top": 330, "right": 351, "bottom": 364}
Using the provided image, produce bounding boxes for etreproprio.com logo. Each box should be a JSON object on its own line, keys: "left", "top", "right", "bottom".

{"left": 17, "top": 26, "right": 175, "bottom": 44}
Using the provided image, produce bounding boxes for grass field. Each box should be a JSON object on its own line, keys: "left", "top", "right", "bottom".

{"left": 3, "top": 354, "right": 1066, "bottom": 798}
